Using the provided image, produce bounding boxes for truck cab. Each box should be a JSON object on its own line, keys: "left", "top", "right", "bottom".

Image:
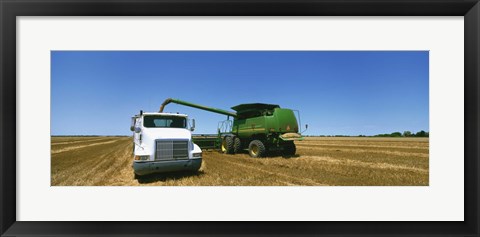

{"left": 130, "top": 111, "right": 202, "bottom": 178}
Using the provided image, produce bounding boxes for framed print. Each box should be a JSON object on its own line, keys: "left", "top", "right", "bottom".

{"left": 1, "top": 0, "right": 479, "bottom": 236}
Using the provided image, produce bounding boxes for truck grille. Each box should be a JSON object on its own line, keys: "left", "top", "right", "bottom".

{"left": 155, "top": 140, "right": 189, "bottom": 161}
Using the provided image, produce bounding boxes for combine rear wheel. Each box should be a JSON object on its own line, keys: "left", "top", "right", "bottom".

{"left": 283, "top": 141, "right": 296, "bottom": 156}
{"left": 248, "top": 140, "right": 266, "bottom": 158}
{"left": 233, "top": 137, "right": 242, "bottom": 153}
{"left": 221, "top": 136, "right": 234, "bottom": 154}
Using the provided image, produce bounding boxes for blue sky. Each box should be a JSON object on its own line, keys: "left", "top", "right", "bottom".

{"left": 51, "top": 51, "right": 429, "bottom": 136}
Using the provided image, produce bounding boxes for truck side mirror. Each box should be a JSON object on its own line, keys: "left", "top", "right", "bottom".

{"left": 130, "top": 117, "right": 136, "bottom": 131}
{"left": 134, "top": 127, "right": 141, "bottom": 133}
{"left": 190, "top": 119, "right": 195, "bottom": 131}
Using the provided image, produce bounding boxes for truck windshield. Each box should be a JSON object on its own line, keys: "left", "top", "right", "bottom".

{"left": 143, "top": 116, "right": 187, "bottom": 128}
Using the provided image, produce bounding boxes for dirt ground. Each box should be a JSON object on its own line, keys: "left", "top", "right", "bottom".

{"left": 51, "top": 136, "right": 429, "bottom": 186}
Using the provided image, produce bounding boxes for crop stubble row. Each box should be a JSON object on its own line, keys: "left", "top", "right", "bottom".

{"left": 51, "top": 137, "right": 429, "bottom": 186}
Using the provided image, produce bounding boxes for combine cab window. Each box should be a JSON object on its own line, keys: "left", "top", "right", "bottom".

{"left": 143, "top": 116, "right": 186, "bottom": 128}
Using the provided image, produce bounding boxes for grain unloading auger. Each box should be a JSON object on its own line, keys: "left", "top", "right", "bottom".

{"left": 159, "top": 98, "right": 307, "bottom": 158}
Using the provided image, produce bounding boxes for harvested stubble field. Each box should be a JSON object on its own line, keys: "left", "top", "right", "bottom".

{"left": 51, "top": 136, "right": 429, "bottom": 186}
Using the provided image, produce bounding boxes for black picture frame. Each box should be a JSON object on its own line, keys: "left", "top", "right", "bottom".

{"left": 1, "top": 0, "right": 479, "bottom": 236}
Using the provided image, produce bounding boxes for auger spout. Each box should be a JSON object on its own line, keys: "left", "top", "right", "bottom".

{"left": 159, "top": 98, "right": 237, "bottom": 118}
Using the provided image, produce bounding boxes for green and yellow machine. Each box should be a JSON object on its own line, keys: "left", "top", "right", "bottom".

{"left": 159, "top": 98, "right": 306, "bottom": 157}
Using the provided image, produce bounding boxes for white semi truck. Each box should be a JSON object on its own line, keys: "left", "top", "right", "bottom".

{"left": 130, "top": 111, "right": 202, "bottom": 178}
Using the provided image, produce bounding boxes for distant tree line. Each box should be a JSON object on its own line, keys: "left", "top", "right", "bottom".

{"left": 305, "top": 130, "right": 429, "bottom": 137}
{"left": 374, "top": 130, "right": 428, "bottom": 137}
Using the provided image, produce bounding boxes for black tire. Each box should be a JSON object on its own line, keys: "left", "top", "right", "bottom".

{"left": 248, "top": 140, "right": 267, "bottom": 158}
{"left": 283, "top": 141, "right": 296, "bottom": 156}
{"left": 233, "top": 137, "right": 242, "bottom": 153}
{"left": 134, "top": 172, "right": 141, "bottom": 180}
{"left": 222, "top": 136, "right": 234, "bottom": 154}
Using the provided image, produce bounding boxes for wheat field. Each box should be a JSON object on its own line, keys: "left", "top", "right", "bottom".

{"left": 51, "top": 136, "right": 429, "bottom": 186}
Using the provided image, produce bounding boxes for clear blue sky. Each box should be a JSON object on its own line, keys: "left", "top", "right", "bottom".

{"left": 51, "top": 51, "right": 429, "bottom": 136}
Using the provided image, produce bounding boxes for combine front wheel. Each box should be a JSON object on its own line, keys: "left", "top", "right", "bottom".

{"left": 233, "top": 137, "right": 242, "bottom": 153}
{"left": 221, "top": 136, "right": 234, "bottom": 154}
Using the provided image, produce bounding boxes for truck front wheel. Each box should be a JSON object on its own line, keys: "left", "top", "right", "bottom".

{"left": 134, "top": 172, "right": 141, "bottom": 180}
{"left": 248, "top": 140, "right": 266, "bottom": 158}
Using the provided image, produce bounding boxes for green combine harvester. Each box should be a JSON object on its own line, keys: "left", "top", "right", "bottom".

{"left": 159, "top": 98, "right": 307, "bottom": 158}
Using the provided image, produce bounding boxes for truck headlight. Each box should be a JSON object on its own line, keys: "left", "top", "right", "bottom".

{"left": 192, "top": 152, "right": 202, "bottom": 158}
{"left": 134, "top": 155, "right": 150, "bottom": 161}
